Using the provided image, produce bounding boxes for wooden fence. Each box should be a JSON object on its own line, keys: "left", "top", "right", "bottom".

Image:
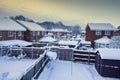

{"left": 73, "top": 49, "right": 96, "bottom": 64}
{"left": 18, "top": 53, "right": 49, "bottom": 80}
{"left": 50, "top": 47, "right": 73, "bottom": 61}
{"left": 0, "top": 46, "right": 44, "bottom": 58}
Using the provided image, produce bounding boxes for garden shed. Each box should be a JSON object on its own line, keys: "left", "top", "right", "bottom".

{"left": 95, "top": 48, "right": 120, "bottom": 78}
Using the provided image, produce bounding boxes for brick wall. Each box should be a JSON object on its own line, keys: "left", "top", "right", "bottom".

{"left": 0, "top": 31, "right": 24, "bottom": 40}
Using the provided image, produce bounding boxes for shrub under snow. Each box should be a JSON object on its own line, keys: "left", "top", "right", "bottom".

{"left": 109, "top": 36, "right": 120, "bottom": 48}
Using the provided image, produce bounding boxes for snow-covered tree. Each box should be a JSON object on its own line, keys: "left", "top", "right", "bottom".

{"left": 109, "top": 36, "right": 120, "bottom": 48}
{"left": 71, "top": 25, "right": 81, "bottom": 34}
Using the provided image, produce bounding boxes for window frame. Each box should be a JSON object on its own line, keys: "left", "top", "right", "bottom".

{"left": 8, "top": 31, "right": 14, "bottom": 37}
{"left": 0, "top": 32, "right": 2, "bottom": 37}
{"left": 96, "top": 30, "right": 101, "bottom": 35}
{"left": 18, "top": 31, "right": 22, "bottom": 36}
{"left": 32, "top": 31, "right": 36, "bottom": 36}
{"left": 105, "top": 31, "right": 111, "bottom": 35}
{"left": 37, "top": 31, "right": 40, "bottom": 35}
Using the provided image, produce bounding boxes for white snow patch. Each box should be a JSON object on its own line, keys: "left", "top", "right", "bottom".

{"left": 49, "top": 28, "right": 69, "bottom": 32}
{"left": 38, "top": 60, "right": 119, "bottom": 80}
{"left": 39, "top": 36, "right": 57, "bottom": 43}
{"left": 0, "top": 18, "right": 26, "bottom": 31}
{"left": 0, "top": 40, "right": 32, "bottom": 47}
{"left": 97, "top": 48, "right": 120, "bottom": 60}
{"left": 17, "top": 20, "right": 45, "bottom": 31}
{"left": 46, "top": 51, "right": 57, "bottom": 60}
{"left": 81, "top": 40, "right": 91, "bottom": 44}
{"left": 58, "top": 40, "right": 78, "bottom": 46}
{"left": 0, "top": 56, "right": 36, "bottom": 80}
{"left": 95, "top": 36, "right": 111, "bottom": 44}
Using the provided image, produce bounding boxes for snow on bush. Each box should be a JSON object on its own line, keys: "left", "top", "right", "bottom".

{"left": 109, "top": 36, "right": 120, "bottom": 48}
{"left": 46, "top": 51, "right": 57, "bottom": 60}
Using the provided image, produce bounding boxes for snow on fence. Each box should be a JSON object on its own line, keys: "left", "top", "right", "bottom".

{"left": 22, "top": 47, "right": 44, "bottom": 58}
{"left": 73, "top": 49, "right": 96, "bottom": 64}
{"left": 18, "top": 52, "right": 49, "bottom": 80}
{"left": 50, "top": 47, "right": 96, "bottom": 63}
{"left": 0, "top": 46, "right": 44, "bottom": 58}
{"left": 50, "top": 47, "right": 73, "bottom": 61}
{"left": 0, "top": 46, "right": 9, "bottom": 56}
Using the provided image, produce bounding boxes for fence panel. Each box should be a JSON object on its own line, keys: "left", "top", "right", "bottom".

{"left": 20, "top": 53, "right": 49, "bottom": 80}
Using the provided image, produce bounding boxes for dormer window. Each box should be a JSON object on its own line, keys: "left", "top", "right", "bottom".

{"left": 96, "top": 30, "right": 101, "bottom": 35}
{"left": 105, "top": 31, "right": 111, "bottom": 35}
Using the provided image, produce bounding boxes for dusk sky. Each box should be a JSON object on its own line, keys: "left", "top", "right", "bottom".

{"left": 0, "top": 0, "right": 120, "bottom": 27}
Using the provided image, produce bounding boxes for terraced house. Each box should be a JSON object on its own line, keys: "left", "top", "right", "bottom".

{"left": 0, "top": 18, "right": 26, "bottom": 40}
{"left": 16, "top": 20, "right": 45, "bottom": 42}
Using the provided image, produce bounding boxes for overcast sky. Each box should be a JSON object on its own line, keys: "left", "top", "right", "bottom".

{"left": 0, "top": 0, "right": 120, "bottom": 27}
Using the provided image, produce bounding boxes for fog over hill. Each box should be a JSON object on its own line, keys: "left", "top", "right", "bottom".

{"left": 11, "top": 15, "right": 82, "bottom": 34}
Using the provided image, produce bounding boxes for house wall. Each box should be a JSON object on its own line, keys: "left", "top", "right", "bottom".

{"left": 0, "top": 31, "right": 24, "bottom": 40}
{"left": 24, "top": 30, "right": 45, "bottom": 42}
{"left": 86, "top": 25, "right": 114, "bottom": 47}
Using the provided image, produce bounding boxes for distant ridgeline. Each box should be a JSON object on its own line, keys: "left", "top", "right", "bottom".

{"left": 10, "top": 15, "right": 81, "bottom": 34}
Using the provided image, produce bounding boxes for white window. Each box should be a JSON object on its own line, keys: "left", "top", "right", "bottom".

{"left": 18, "top": 31, "right": 22, "bottom": 36}
{"left": 96, "top": 30, "right": 101, "bottom": 35}
{"left": 105, "top": 31, "right": 111, "bottom": 35}
{"left": 32, "top": 31, "right": 36, "bottom": 36}
{"left": 41, "top": 31, "right": 44, "bottom": 36}
{"left": 0, "top": 32, "right": 2, "bottom": 37}
{"left": 8, "top": 31, "right": 14, "bottom": 37}
{"left": 37, "top": 31, "right": 40, "bottom": 35}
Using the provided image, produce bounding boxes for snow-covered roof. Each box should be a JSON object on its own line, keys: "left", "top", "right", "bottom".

{"left": 81, "top": 40, "right": 91, "bottom": 44}
{"left": 46, "top": 51, "right": 57, "bottom": 60}
{"left": 0, "top": 40, "right": 32, "bottom": 46}
{"left": 48, "top": 29, "right": 69, "bottom": 32}
{"left": 95, "top": 36, "right": 111, "bottom": 44}
{"left": 17, "top": 20, "right": 45, "bottom": 31}
{"left": 0, "top": 18, "right": 26, "bottom": 31}
{"left": 58, "top": 40, "right": 78, "bottom": 46}
{"left": 81, "top": 30, "right": 86, "bottom": 33}
{"left": 98, "top": 48, "right": 120, "bottom": 60}
{"left": 75, "top": 37, "right": 83, "bottom": 41}
{"left": 39, "top": 36, "right": 57, "bottom": 43}
{"left": 87, "top": 23, "right": 117, "bottom": 31}
{"left": 47, "top": 33, "right": 53, "bottom": 36}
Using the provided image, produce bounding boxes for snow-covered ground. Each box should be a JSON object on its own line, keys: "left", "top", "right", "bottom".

{"left": 0, "top": 56, "right": 36, "bottom": 80}
{"left": 38, "top": 60, "right": 119, "bottom": 80}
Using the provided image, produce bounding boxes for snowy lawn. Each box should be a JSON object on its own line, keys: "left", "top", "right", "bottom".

{"left": 38, "top": 60, "right": 119, "bottom": 80}
{"left": 0, "top": 56, "right": 36, "bottom": 80}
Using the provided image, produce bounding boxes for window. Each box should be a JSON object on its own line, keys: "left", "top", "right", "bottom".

{"left": 41, "top": 31, "right": 44, "bottom": 36}
{"left": 0, "top": 32, "right": 2, "bottom": 37}
{"left": 96, "top": 30, "right": 101, "bottom": 35}
{"left": 105, "top": 31, "right": 111, "bottom": 35}
{"left": 8, "top": 31, "right": 14, "bottom": 37}
{"left": 18, "top": 31, "right": 22, "bottom": 36}
{"left": 37, "top": 31, "right": 40, "bottom": 35}
{"left": 32, "top": 31, "right": 36, "bottom": 36}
